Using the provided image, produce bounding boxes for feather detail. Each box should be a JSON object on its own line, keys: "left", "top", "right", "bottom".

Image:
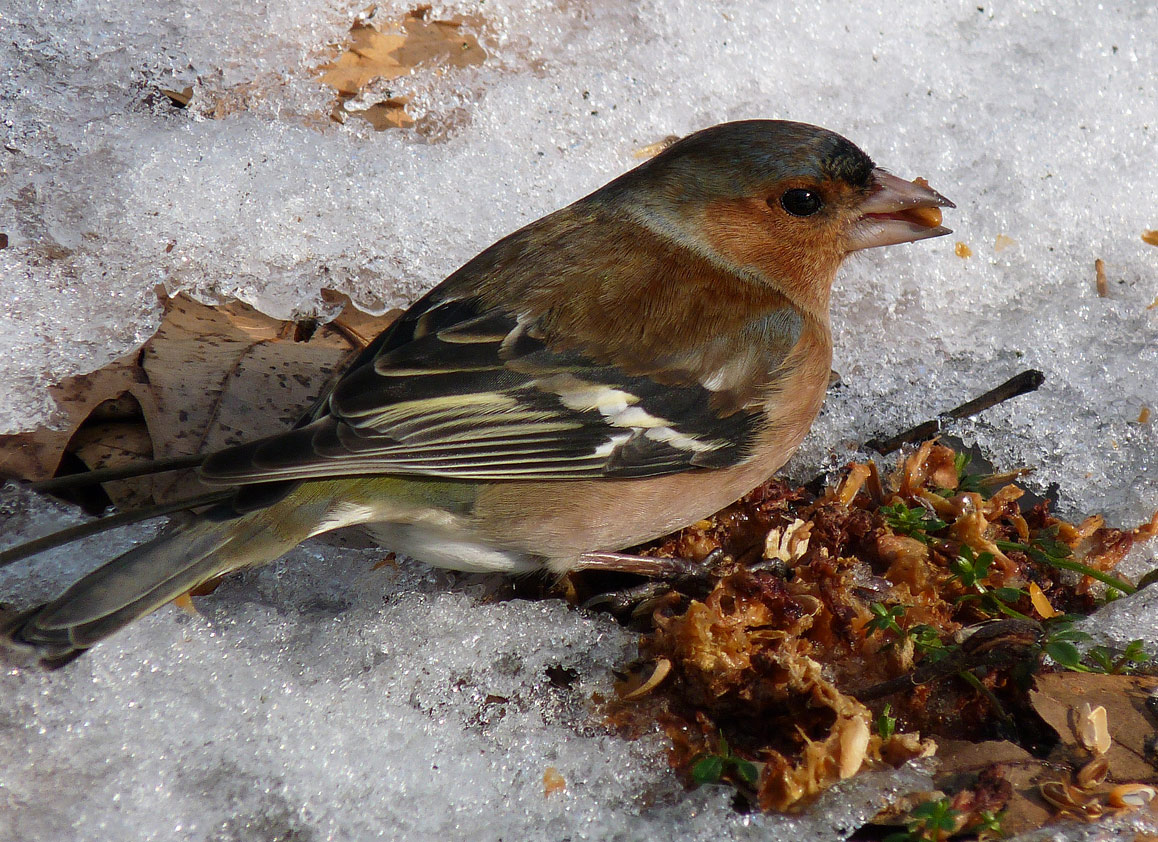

{"left": 200, "top": 286, "right": 802, "bottom": 485}
{"left": 201, "top": 145, "right": 820, "bottom": 489}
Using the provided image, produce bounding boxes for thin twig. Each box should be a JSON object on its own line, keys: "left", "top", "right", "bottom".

{"left": 866, "top": 369, "right": 1045, "bottom": 455}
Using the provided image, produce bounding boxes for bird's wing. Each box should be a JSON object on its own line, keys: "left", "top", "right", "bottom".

{"left": 199, "top": 291, "right": 802, "bottom": 485}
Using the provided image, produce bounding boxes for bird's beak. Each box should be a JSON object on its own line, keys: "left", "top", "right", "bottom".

{"left": 846, "top": 168, "right": 955, "bottom": 251}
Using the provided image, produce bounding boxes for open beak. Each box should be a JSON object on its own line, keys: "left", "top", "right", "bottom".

{"left": 847, "top": 168, "right": 955, "bottom": 251}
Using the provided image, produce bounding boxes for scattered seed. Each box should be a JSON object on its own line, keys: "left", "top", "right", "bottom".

{"left": 622, "top": 658, "right": 672, "bottom": 700}
{"left": 1076, "top": 755, "right": 1109, "bottom": 789}
{"left": 764, "top": 518, "right": 811, "bottom": 562}
{"left": 1077, "top": 703, "right": 1111, "bottom": 755}
{"left": 838, "top": 716, "right": 870, "bottom": 779}
{"left": 1041, "top": 780, "right": 1085, "bottom": 811}
{"left": 905, "top": 205, "right": 943, "bottom": 228}
{"left": 1108, "top": 783, "right": 1156, "bottom": 809}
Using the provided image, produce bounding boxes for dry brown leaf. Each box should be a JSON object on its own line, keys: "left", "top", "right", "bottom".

{"left": 67, "top": 413, "right": 156, "bottom": 510}
{"left": 0, "top": 352, "right": 145, "bottom": 492}
{"left": 935, "top": 739, "right": 1037, "bottom": 778}
{"left": 320, "top": 24, "right": 410, "bottom": 95}
{"left": 160, "top": 86, "right": 193, "bottom": 108}
{"left": 0, "top": 290, "right": 400, "bottom": 507}
{"left": 1030, "top": 672, "right": 1158, "bottom": 783}
{"left": 319, "top": 7, "right": 486, "bottom": 130}
{"left": 356, "top": 97, "right": 416, "bottom": 130}
{"left": 933, "top": 739, "right": 1055, "bottom": 836}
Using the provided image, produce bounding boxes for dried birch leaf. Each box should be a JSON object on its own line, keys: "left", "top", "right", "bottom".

{"left": 1030, "top": 672, "right": 1158, "bottom": 782}
{"left": 0, "top": 290, "right": 400, "bottom": 507}
{"left": 932, "top": 739, "right": 1054, "bottom": 837}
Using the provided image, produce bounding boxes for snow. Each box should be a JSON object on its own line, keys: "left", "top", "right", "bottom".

{"left": 2, "top": 0, "right": 1157, "bottom": 839}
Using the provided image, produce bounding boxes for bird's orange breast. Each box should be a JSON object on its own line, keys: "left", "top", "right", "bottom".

{"left": 471, "top": 318, "right": 832, "bottom": 565}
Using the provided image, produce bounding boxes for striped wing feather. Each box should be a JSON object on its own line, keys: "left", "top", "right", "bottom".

{"left": 199, "top": 292, "right": 780, "bottom": 485}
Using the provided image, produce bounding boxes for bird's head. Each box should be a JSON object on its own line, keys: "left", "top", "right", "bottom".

{"left": 604, "top": 120, "right": 954, "bottom": 315}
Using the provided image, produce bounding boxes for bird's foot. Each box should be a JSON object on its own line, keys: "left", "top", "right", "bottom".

{"left": 575, "top": 548, "right": 734, "bottom": 616}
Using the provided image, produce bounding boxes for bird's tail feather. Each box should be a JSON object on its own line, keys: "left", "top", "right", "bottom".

{"left": 2, "top": 506, "right": 314, "bottom": 667}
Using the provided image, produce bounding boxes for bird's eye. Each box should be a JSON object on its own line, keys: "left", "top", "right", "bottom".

{"left": 779, "top": 188, "right": 823, "bottom": 217}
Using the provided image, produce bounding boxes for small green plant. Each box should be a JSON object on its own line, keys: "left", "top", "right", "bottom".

{"left": 1038, "top": 621, "right": 1094, "bottom": 672}
{"left": 935, "top": 451, "right": 1002, "bottom": 498}
{"left": 876, "top": 703, "right": 897, "bottom": 740}
{"left": 951, "top": 546, "right": 1032, "bottom": 620}
{"left": 884, "top": 797, "right": 960, "bottom": 842}
{"left": 881, "top": 502, "right": 948, "bottom": 544}
{"left": 867, "top": 602, "right": 907, "bottom": 638}
{"left": 967, "top": 810, "right": 1005, "bottom": 839}
{"left": 1085, "top": 639, "right": 1151, "bottom": 674}
{"left": 949, "top": 545, "right": 992, "bottom": 590}
{"left": 909, "top": 624, "right": 950, "bottom": 663}
{"left": 952, "top": 451, "right": 988, "bottom": 496}
{"left": 867, "top": 609, "right": 955, "bottom": 665}
{"left": 690, "top": 734, "right": 759, "bottom": 789}
{"left": 996, "top": 530, "right": 1135, "bottom": 595}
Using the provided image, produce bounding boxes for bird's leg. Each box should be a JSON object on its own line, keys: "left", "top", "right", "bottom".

{"left": 571, "top": 550, "right": 701, "bottom": 577}
{"left": 574, "top": 549, "right": 732, "bottom": 615}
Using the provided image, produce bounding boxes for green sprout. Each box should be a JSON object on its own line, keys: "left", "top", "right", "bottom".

{"left": 967, "top": 810, "right": 1005, "bottom": 839}
{"left": 690, "top": 734, "right": 759, "bottom": 789}
{"left": 953, "top": 450, "right": 988, "bottom": 496}
{"left": 881, "top": 502, "right": 948, "bottom": 544}
{"left": 951, "top": 546, "right": 1033, "bottom": 621}
{"left": 1085, "top": 639, "right": 1151, "bottom": 674}
{"left": 909, "top": 624, "right": 950, "bottom": 663}
{"left": 1038, "top": 621, "right": 1094, "bottom": 672}
{"left": 949, "top": 545, "right": 993, "bottom": 590}
{"left": 876, "top": 703, "right": 897, "bottom": 740}
{"left": 884, "top": 797, "right": 960, "bottom": 842}
{"left": 867, "top": 602, "right": 906, "bottom": 638}
{"left": 995, "top": 530, "right": 1135, "bottom": 596}
{"left": 867, "top": 609, "right": 955, "bottom": 665}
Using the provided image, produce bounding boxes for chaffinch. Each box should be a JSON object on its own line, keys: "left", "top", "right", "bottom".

{"left": 3, "top": 120, "right": 953, "bottom": 664}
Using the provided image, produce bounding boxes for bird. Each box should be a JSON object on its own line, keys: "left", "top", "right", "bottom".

{"left": 1, "top": 120, "right": 953, "bottom": 666}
